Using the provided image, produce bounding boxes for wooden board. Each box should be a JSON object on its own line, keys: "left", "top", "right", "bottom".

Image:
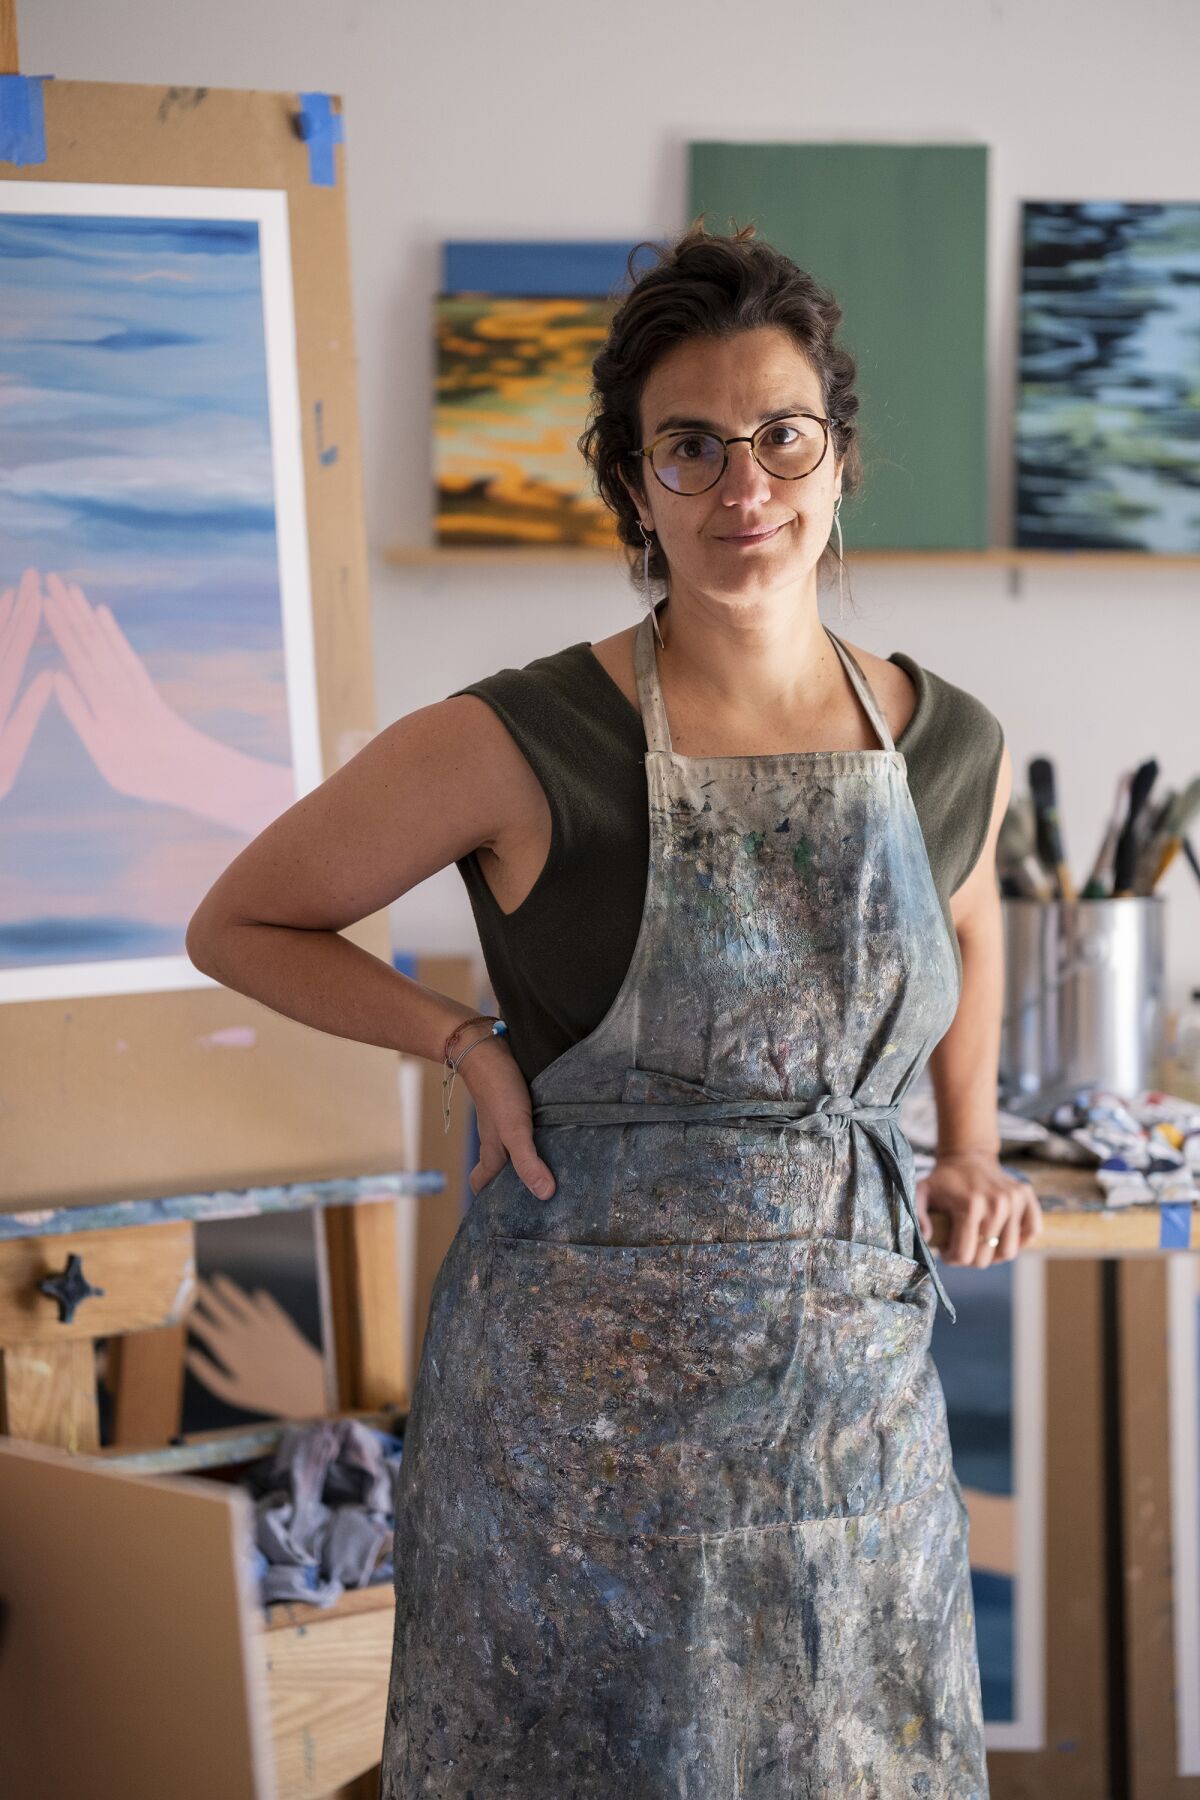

{"left": 264, "top": 1587, "right": 394, "bottom": 1798}
{"left": 0, "top": 1431, "right": 274, "bottom": 1799}
{"left": 1119, "top": 1257, "right": 1200, "bottom": 1799}
{"left": 0, "top": 81, "right": 405, "bottom": 1208}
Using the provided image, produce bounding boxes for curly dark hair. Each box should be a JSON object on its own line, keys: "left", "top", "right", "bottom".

{"left": 578, "top": 217, "right": 862, "bottom": 596}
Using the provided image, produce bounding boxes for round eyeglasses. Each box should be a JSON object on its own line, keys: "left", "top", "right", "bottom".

{"left": 635, "top": 413, "right": 834, "bottom": 497}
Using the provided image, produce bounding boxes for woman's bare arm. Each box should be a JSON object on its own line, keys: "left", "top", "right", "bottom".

{"left": 185, "top": 694, "right": 559, "bottom": 1198}
{"left": 923, "top": 743, "right": 1043, "bottom": 1265}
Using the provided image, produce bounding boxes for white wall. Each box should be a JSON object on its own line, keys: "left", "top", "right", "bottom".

{"left": 26, "top": 0, "right": 1200, "bottom": 1011}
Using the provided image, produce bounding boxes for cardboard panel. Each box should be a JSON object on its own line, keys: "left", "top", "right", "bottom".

{"left": 0, "top": 83, "right": 405, "bottom": 1206}
{"left": 0, "top": 1432, "right": 274, "bottom": 1799}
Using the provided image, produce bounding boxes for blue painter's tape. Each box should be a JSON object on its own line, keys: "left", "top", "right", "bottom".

{"left": 1159, "top": 1203, "right": 1192, "bottom": 1249}
{"left": 0, "top": 74, "right": 48, "bottom": 167}
{"left": 296, "top": 92, "right": 344, "bottom": 186}
{"left": 392, "top": 950, "right": 419, "bottom": 979}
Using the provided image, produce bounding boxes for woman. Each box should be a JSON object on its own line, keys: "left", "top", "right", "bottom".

{"left": 188, "top": 222, "right": 1042, "bottom": 1797}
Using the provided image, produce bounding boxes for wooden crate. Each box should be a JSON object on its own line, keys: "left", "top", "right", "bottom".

{"left": 0, "top": 1418, "right": 401, "bottom": 1799}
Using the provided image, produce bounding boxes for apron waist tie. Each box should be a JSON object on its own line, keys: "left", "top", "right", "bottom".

{"left": 531, "top": 1086, "right": 956, "bottom": 1324}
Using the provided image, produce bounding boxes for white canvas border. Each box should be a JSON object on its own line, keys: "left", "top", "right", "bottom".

{"left": 984, "top": 1250, "right": 1047, "bottom": 1751}
{"left": 1168, "top": 1254, "right": 1200, "bottom": 1773}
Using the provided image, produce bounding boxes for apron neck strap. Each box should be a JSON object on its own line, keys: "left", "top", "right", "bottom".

{"left": 634, "top": 607, "right": 673, "bottom": 752}
{"left": 633, "top": 609, "right": 897, "bottom": 756}
{"left": 822, "top": 629, "right": 896, "bottom": 752}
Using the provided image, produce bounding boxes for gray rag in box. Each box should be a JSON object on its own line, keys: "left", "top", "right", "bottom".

{"left": 249, "top": 1416, "right": 402, "bottom": 1609}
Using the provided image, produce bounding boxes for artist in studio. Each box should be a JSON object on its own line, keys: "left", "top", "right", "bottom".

{"left": 188, "top": 220, "right": 1043, "bottom": 1796}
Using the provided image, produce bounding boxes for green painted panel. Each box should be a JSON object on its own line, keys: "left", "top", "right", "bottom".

{"left": 688, "top": 143, "right": 989, "bottom": 549}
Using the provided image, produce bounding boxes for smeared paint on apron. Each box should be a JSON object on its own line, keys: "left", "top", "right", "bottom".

{"left": 381, "top": 610, "right": 989, "bottom": 1797}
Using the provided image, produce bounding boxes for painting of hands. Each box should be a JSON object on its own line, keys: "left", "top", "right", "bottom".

{"left": 0, "top": 190, "right": 321, "bottom": 998}
{"left": 3, "top": 567, "right": 293, "bottom": 832}
{"left": 185, "top": 1271, "right": 327, "bottom": 1422}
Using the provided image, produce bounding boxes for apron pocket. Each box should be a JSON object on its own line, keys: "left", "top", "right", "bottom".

{"left": 481, "top": 1232, "right": 942, "bottom": 1541}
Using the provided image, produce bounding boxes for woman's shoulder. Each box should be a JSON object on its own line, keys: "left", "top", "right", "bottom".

{"left": 833, "top": 636, "right": 1000, "bottom": 751}
{"left": 883, "top": 648, "right": 1005, "bottom": 764}
{"left": 449, "top": 636, "right": 644, "bottom": 751}
{"left": 881, "top": 646, "right": 1006, "bottom": 895}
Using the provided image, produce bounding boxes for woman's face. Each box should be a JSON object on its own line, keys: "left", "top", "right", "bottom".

{"left": 622, "top": 325, "right": 842, "bottom": 605}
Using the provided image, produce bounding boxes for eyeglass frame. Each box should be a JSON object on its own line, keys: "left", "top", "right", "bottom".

{"left": 632, "top": 412, "right": 838, "bottom": 497}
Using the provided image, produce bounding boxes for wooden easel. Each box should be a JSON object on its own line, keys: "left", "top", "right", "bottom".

{"left": 0, "top": 3, "right": 488, "bottom": 1788}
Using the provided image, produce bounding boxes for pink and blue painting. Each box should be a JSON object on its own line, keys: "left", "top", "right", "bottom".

{"left": 0, "top": 183, "right": 321, "bottom": 1003}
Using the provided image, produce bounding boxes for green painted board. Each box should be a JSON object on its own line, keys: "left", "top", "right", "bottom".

{"left": 688, "top": 143, "right": 989, "bottom": 550}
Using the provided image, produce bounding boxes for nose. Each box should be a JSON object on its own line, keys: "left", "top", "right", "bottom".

{"left": 717, "top": 438, "right": 774, "bottom": 507}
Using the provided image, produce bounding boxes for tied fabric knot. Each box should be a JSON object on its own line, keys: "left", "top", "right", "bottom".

{"left": 808, "top": 1091, "right": 882, "bottom": 1133}
{"left": 530, "top": 1070, "right": 956, "bottom": 1323}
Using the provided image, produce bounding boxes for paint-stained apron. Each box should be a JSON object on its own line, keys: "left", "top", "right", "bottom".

{"left": 380, "top": 607, "right": 989, "bottom": 1798}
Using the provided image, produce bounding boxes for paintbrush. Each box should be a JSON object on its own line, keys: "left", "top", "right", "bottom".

{"left": 997, "top": 797, "right": 1055, "bottom": 900}
{"left": 1184, "top": 837, "right": 1200, "bottom": 890}
{"left": 1146, "top": 777, "right": 1200, "bottom": 891}
{"left": 1133, "top": 788, "right": 1177, "bottom": 894}
{"left": 1113, "top": 759, "right": 1159, "bottom": 897}
{"left": 1028, "top": 756, "right": 1075, "bottom": 901}
{"left": 1081, "top": 769, "right": 1133, "bottom": 899}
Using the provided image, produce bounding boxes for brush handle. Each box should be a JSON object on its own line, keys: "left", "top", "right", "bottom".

{"left": 1113, "top": 760, "right": 1159, "bottom": 895}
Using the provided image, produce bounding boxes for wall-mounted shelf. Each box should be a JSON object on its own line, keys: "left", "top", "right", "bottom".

{"left": 382, "top": 544, "right": 1200, "bottom": 569}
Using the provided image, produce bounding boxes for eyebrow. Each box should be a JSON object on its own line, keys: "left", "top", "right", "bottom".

{"left": 651, "top": 402, "right": 819, "bottom": 435}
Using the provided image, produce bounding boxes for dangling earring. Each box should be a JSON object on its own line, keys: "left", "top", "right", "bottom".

{"left": 832, "top": 494, "right": 845, "bottom": 622}
{"left": 639, "top": 519, "right": 665, "bottom": 646}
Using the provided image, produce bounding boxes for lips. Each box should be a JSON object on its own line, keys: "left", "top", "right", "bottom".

{"left": 718, "top": 523, "right": 785, "bottom": 541}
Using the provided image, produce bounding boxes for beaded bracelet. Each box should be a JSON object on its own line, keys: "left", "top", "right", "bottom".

{"left": 441, "top": 1016, "right": 509, "bottom": 1134}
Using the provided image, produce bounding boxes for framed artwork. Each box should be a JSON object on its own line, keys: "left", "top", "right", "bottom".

{"left": 1015, "top": 202, "right": 1200, "bottom": 552}
{"left": 931, "top": 1255, "right": 1046, "bottom": 1747}
{"left": 687, "top": 142, "right": 989, "bottom": 552}
{"left": 0, "top": 182, "right": 322, "bottom": 1005}
{"left": 434, "top": 240, "right": 661, "bottom": 550}
{"left": 0, "top": 81, "right": 403, "bottom": 1210}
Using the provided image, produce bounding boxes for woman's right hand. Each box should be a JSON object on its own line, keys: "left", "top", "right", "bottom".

{"left": 460, "top": 1034, "right": 557, "bottom": 1201}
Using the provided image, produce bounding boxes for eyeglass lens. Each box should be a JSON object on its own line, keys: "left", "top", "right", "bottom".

{"left": 651, "top": 417, "right": 827, "bottom": 494}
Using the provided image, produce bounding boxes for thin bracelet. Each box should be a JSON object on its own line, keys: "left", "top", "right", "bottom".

{"left": 441, "top": 1018, "right": 509, "bottom": 1134}
{"left": 442, "top": 1013, "right": 496, "bottom": 1063}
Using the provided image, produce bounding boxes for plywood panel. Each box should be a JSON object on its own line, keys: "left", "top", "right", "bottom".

{"left": 0, "top": 1432, "right": 274, "bottom": 1799}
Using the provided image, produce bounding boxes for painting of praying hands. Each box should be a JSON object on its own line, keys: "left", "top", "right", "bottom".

{"left": 6, "top": 568, "right": 294, "bottom": 831}
{"left": 0, "top": 185, "right": 323, "bottom": 1004}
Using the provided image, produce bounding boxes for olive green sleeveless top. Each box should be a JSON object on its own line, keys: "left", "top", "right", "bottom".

{"left": 449, "top": 638, "right": 1004, "bottom": 1086}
